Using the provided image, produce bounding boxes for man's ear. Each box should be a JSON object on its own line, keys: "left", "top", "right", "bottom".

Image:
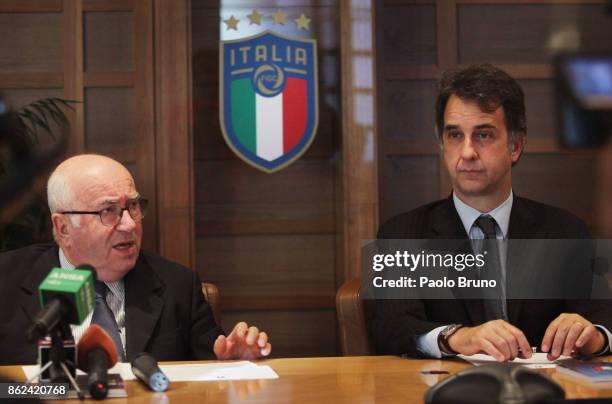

{"left": 510, "top": 133, "right": 525, "bottom": 164}
{"left": 51, "top": 213, "right": 70, "bottom": 244}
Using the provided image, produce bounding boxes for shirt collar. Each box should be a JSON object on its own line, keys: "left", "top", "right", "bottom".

{"left": 452, "top": 190, "right": 513, "bottom": 238}
{"left": 59, "top": 248, "right": 75, "bottom": 269}
{"left": 58, "top": 248, "right": 123, "bottom": 296}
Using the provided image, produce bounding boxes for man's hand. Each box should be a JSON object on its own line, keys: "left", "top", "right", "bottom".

{"left": 213, "top": 321, "right": 272, "bottom": 360}
{"left": 447, "top": 320, "right": 532, "bottom": 362}
{"left": 541, "top": 313, "right": 606, "bottom": 360}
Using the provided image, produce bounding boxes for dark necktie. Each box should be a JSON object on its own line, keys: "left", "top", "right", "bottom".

{"left": 91, "top": 281, "right": 125, "bottom": 361}
{"left": 474, "top": 215, "right": 506, "bottom": 321}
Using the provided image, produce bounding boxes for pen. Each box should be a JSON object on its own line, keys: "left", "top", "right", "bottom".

{"left": 420, "top": 370, "right": 450, "bottom": 375}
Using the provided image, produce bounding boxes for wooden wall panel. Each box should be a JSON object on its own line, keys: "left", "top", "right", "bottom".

{"left": 513, "top": 153, "right": 597, "bottom": 227}
{"left": 197, "top": 235, "right": 335, "bottom": 297}
{"left": 194, "top": 160, "right": 334, "bottom": 236}
{"left": 458, "top": 4, "right": 612, "bottom": 64}
{"left": 381, "top": 4, "right": 437, "bottom": 65}
{"left": 0, "top": 13, "right": 63, "bottom": 72}
{"left": 379, "top": 155, "right": 440, "bottom": 224}
{"left": 84, "top": 11, "right": 134, "bottom": 71}
{"left": 380, "top": 80, "right": 437, "bottom": 139}
{"left": 520, "top": 79, "right": 555, "bottom": 139}
{"left": 221, "top": 310, "right": 337, "bottom": 358}
{"left": 84, "top": 87, "right": 135, "bottom": 151}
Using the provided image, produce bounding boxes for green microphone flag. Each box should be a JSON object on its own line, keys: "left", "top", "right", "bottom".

{"left": 38, "top": 267, "right": 95, "bottom": 325}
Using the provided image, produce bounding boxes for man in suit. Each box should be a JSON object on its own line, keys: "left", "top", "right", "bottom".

{"left": 371, "top": 64, "right": 612, "bottom": 362}
{"left": 0, "top": 154, "right": 271, "bottom": 364}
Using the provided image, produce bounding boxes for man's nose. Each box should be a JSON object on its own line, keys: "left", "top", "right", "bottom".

{"left": 116, "top": 209, "right": 137, "bottom": 230}
{"left": 460, "top": 137, "right": 478, "bottom": 160}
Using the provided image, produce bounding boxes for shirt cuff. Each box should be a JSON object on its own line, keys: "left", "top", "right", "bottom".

{"left": 592, "top": 325, "right": 612, "bottom": 356}
{"left": 416, "top": 325, "right": 456, "bottom": 358}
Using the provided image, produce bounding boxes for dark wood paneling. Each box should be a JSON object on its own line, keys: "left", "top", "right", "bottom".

{"left": 196, "top": 234, "right": 335, "bottom": 297}
{"left": 84, "top": 11, "right": 134, "bottom": 72}
{"left": 221, "top": 310, "right": 338, "bottom": 358}
{"left": 83, "top": 0, "right": 133, "bottom": 12}
{"left": 191, "top": 6, "right": 218, "bottom": 84}
{"left": 381, "top": 4, "right": 436, "bottom": 65}
{"left": 520, "top": 79, "right": 554, "bottom": 139}
{"left": 513, "top": 154, "right": 597, "bottom": 227}
{"left": 0, "top": 73, "right": 63, "bottom": 89}
{"left": 0, "top": 88, "right": 64, "bottom": 109}
{"left": 195, "top": 159, "right": 334, "bottom": 204}
{"left": 155, "top": 0, "right": 194, "bottom": 268}
{"left": 222, "top": 295, "right": 335, "bottom": 311}
{"left": 0, "top": 0, "right": 62, "bottom": 13}
{"left": 380, "top": 80, "right": 437, "bottom": 139}
{"left": 196, "top": 203, "right": 334, "bottom": 236}
{"left": 379, "top": 155, "right": 440, "bottom": 224}
{"left": 83, "top": 71, "right": 134, "bottom": 87}
{"left": 458, "top": 4, "right": 612, "bottom": 64}
{"left": 85, "top": 87, "right": 135, "bottom": 149}
{"left": 0, "top": 13, "right": 63, "bottom": 72}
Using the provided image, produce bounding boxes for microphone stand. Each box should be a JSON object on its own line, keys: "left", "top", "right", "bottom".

{"left": 26, "top": 324, "right": 84, "bottom": 400}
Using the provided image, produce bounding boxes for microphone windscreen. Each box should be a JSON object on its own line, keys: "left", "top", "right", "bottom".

{"left": 75, "top": 263, "right": 97, "bottom": 281}
{"left": 77, "top": 324, "right": 118, "bottom": 371}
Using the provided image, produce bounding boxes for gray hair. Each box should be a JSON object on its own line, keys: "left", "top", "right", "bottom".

{"left": 47, "top": 169, "right": 81, "bottom": 235}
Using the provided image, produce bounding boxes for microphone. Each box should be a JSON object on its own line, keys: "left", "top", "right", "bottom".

{"left": 26, "top": 265, "right": 96, "bottom": 342}
{"left": 131, "top": 352, "right": 170, "bottom": 392}
{"left": 77, "top": 324, "right": 118, "bottom": 400}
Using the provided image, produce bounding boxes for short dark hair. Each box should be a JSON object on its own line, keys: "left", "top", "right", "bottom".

{"left": 435, "top": 64, "right": 527, "bottom": 140}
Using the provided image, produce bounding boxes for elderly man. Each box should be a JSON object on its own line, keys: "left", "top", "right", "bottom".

{"left": 0, "top": 154, "right": 270, "bottom": 364}
{"left": 371, "top": 64, "right": 612, "bottom": 362}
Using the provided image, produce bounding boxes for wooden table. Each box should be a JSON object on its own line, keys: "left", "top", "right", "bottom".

{"left": 2, "top": 356, "right": 612, "bottom": 403}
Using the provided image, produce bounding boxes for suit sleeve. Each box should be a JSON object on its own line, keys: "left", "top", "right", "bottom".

{"left": 559, "top": 214, "right": 612, "bottom": 347}
{"left": 189, "top": 271, "right": 225, "bottom": 359}
{"left": 369, "top": 214, "right": 446, "bottom": 357}
{"left": 371, "top": 299, "right": 446, "bottom": 357}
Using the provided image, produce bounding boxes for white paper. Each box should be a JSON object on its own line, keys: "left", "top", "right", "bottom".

{"left": 23, "top": 361, "right": 279, "bottom": 383}
{"left": 459, "top": 352, "right": 569, "bottom": 369}
{"left": 158, "top": 362, "right": 279, "bottom": 381}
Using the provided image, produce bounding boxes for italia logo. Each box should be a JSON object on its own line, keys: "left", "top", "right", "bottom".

{"left": 220, "top": 30, "right": 318, "bottom": 173}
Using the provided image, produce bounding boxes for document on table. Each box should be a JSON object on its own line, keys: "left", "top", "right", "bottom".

{"left": 23, "top": 361, "right": 279, "bottom": 382}
{"left": 458, "top": 353, "right": 569, "bottom": 369}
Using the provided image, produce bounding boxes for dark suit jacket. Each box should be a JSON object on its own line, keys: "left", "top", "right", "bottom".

{"left": 370, "top": 195, "right": 612, "bottom": 357}
{"left": 0, "top": 244, "right": 224, "bottom": 365}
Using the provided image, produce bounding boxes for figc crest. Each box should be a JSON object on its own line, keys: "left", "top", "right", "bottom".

{"left": 220, "top": 25, "right": 318, "bottom": 173}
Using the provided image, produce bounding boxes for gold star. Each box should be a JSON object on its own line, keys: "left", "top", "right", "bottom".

{"left": 272, "top": 10, "right": 288, "bottom": 25}
{"left": 247, "top": 9, "right": 263, "bottom": 25}
{"left": 223, "top": 15, "right": 239, "bottom": 31}
{"left": 294, "top": 13, "right": 311, "bottom": 31}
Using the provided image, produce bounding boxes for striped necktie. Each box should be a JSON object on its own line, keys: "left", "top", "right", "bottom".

{"left": 474, "top": 215, "right": 507, "bottom": 321}
{"left": 91, "top": 281, "right": 125, "bottom": 361}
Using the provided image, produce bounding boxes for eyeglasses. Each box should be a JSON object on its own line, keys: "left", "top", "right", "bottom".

{"left": 60, "top": 198, "right": 149, "bottom": 227}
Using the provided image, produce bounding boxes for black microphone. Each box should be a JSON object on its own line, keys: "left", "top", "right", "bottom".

{"left": 131, "top": 352, "right": 170, "bottom": 392}
{"left": 77, "top": 324, "right": 118, "bottom": 400}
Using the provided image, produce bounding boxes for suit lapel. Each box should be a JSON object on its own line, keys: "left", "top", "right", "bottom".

{"left": 124, "top": 255, "right": 164, "bottom": 358}
{"left": 20, "top": 246, "right": 60, "bottom": 321}
{"left": 431, "top": 196, "right": 469, "bottom": 239}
